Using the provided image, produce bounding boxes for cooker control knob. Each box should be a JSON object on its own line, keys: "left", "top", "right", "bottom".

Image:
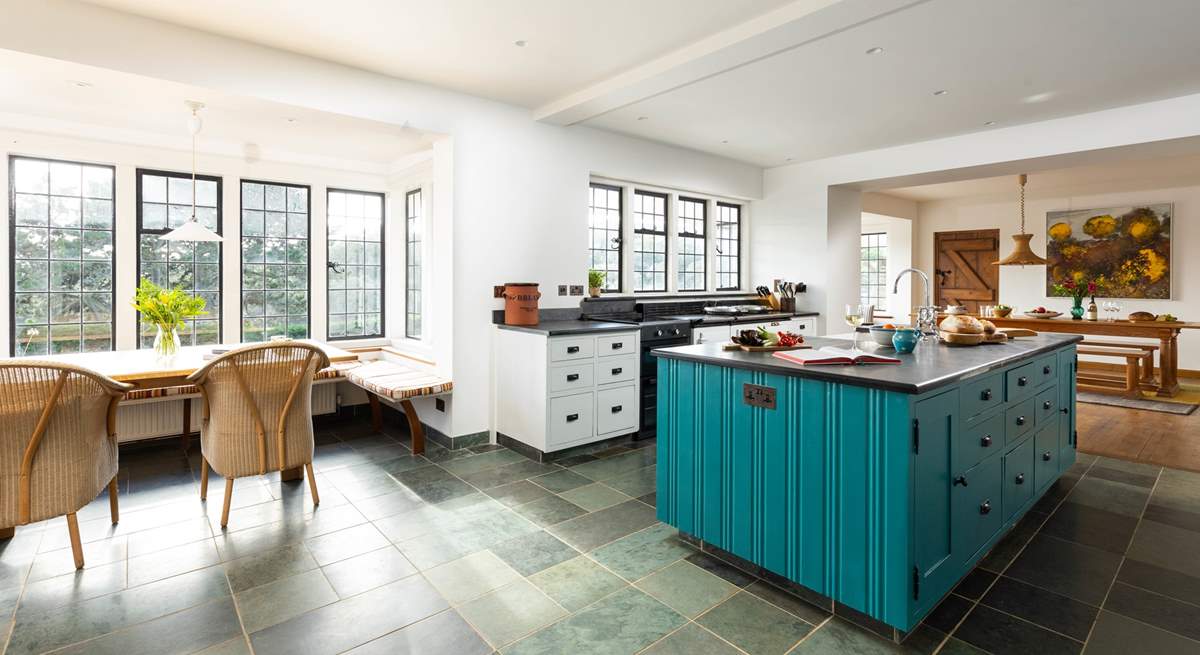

{"left": 673, "top": 328, "right": 681, "bottom": 336}
{"left": 655, "top": 329, "right": 664, "bottom": 338}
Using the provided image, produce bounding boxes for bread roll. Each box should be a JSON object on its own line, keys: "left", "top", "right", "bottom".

{"left": 980, "top": 319, "right": 996, "bottom": 335}
{"left": 1128, "top": 311, "right": 1156, "bottom": 321}
{"left": 939, "top": 315, "right": 985, "bottom": 335}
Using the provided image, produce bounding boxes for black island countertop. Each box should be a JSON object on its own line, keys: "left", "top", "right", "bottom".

{"left": 652, "top": 333, "right": 1083, "bottom": 394}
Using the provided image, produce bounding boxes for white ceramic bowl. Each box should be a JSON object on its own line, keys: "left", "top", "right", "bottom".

{"left": 868, "top": 325, "right": 899, "bottom": 347}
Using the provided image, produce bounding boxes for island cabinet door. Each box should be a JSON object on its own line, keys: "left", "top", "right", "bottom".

{"left": 911, "top": 388, "right": 960, "bottom": 618}
{"left": 1057, "top": 347, "right": 1078, "bottom": 472}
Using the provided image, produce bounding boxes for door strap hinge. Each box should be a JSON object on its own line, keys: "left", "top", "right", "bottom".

{"left": 912, "top": 419, "right": 920, "bottom": 454}
{"left": 912, "top": 566, "right": 920, "bottom": 599}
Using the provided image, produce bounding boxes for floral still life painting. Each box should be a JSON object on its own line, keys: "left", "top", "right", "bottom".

{"left": 1045, "top": 203, "right": 1171, "bottom": 299}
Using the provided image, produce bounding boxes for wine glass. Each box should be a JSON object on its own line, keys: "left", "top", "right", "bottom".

{"left": 845, "top": 304, "right": 865, "bottom": 350}
{"left": 1110, "top": 299, "right": 1122, "bottom": 321}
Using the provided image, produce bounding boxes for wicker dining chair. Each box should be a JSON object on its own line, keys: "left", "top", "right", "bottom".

{"left": 0, "top": 361, "right": 132, "bottom": 569}
{"left": 186, "top": 342, "right": 331, "bottom": 528}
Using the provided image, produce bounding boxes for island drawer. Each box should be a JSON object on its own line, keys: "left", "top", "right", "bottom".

{"left": 1003, "top": 437, "right": 1035, "bottom": 522}
{"left": 1035, "top": 386, "right": 1058, "bottom": 424}
{"left": 548, "top": 392, "right": 594, "bottom": 446}
{"left": 597, "top": 334, "right": 634, "bottom": 357}
{"left": 595, "top": 355, "right": 638, "bottom": 386}
{"left": 549, "top": 362, "right": 594, "bottom": 394}
{"left": 1035, "top": 354, "right": 1058, "bottom": 387}
{"left": 961, "top": 372, "right": 1004, "bottom": 420}
{"left": 1005, "top": 361, "right": 1039, "bottom": 402}
{"left": 957, "top": 409, "right": 1004, "bottom": 473}
{"left": 550, "top": 336, "right": 595, "bottom": 362}
{"left": 953, "top": 454, "right": 1004, "bottom": 562}
{"left": 1005, "top": 396, "right": 1037, "bottom": 444}
{"left": 1034, "top": 423, "right": 1059, "bottom": 492}
{"left": 596, "top": 385, "right": 638, "bottom": 435}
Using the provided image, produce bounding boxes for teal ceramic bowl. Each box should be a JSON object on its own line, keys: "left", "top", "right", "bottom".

{"left": 891, "top": 328, "right": 919, "bottom": 354}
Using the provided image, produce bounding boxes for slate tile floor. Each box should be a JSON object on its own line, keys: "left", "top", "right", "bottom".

{"left": 4, "top": 417, "right": 1200, "bottom": 654}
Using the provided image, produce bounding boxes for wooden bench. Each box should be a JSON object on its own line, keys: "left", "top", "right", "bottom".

{"left": 1076, "top": 341, "right": 1160, "bottom": 398}
{"left": 344, "top": 353, "right": 453, "bottom": 455}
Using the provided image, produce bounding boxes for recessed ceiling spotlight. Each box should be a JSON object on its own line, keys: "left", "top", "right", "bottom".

{"left": 70, "top": 80, "right": 92, "bottom": 88}
{"left": 285, "top": 118, "right": 298, "bottom": 124}
{"left": 865, "top": 47, "right": 884, "bottom": 55}
{"left": 984, "top": 121, "right": 996, "bottom": 126}
{"left": 932, "top": 89, "right": 949, "bottom": 96}
{"left": 636, "top": 116, "right": 648, "bottom": 121}
{"left": 721, "top": 139, "right": 729, "bottom": 144}
{"left": 785, "top": 157, "right": 794, "bottom": 162}
{"left": 514, "top": 40, "right": 527, "bottom": 47}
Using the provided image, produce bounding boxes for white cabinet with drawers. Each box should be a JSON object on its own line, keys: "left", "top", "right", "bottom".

{"left": 495, "top": 327, "right": 641, "bottom": 454}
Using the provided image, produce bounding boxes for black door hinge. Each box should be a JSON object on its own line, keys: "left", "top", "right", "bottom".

{"left": 912, "top": 566, "right": 920, "bottom": 599}
{"left": 912, "top": 419, "right": 920, "bottom": 454}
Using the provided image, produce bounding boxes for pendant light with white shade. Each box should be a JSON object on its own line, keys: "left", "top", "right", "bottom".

{"left": 993, "top": 173, "right": 1046, "bottom": 266}
{"left": 162, "top": 100, "right": 223, "bottom": 242}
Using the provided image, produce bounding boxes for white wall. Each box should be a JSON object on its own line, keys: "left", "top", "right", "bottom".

{"left": 861, "top": 212, "right": 913, "bottom": 322}
{"left": 0, "top": 0, "right": 763, "bottom": 439}
{"left": 915, "top": 183, "right": 1199, "bottom": 370}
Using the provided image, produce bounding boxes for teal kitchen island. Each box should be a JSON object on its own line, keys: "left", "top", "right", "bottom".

{"left": 653, "top": 333, "right": 1081, "bottom": 640}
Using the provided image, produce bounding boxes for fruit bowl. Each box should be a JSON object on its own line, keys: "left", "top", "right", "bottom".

{"left": 993, "top": 306, "right": 1012, "bottom": 317}
{"left": 867, "top": 325, "right": 900, "bottom": 347}
{"left": 1023, "top": 311, "right": 1062, "bottom": 319}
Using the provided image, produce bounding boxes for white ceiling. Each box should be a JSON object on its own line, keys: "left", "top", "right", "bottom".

{"left": 68, "top": 0, "right": 1200, "bottom": 167}
{"left": 0, "top": 49, "right": 434, "bottom": 168}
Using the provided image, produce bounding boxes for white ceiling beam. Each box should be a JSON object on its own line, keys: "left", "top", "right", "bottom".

{"left": 533, "top": 0, "right": 927, "bottom": 125}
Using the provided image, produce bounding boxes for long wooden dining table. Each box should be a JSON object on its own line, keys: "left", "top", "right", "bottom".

{"left": 985, "top": 316, "right": 1200, "bottom": 397}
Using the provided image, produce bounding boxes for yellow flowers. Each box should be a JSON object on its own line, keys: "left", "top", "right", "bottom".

{"left": 1083, "top": 214, "right": 1117, "bottom": 238}
{"left": 1048, "top": 222, "right": 1072, "bottom": 241}
{"left": 1140, "top": 249, "right": 1167, "bottom": 282}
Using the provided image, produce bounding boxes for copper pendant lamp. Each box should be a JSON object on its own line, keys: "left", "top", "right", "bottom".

{"left": 993, "top": 173, "right": 1046, "bottom": 266}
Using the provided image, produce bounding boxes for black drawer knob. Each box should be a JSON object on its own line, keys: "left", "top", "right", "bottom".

{"left": 1018, "top": 376, "right": 1028, "bottom": 387}
{"left": 797, "top": 324, "right": 806, "bottom": 330}
{"left": 612, "top": 368, "right": 622, "bottom": 375}
{"left": 567, "top": 346, "right": 580, "bottom": 354}
{"left": 980, "top": 500, "right": 992, "bottom": 515}
{"left": 611, "top": 405, "right": 623, "bottom": 413}
{"left": 566, "top": 373, "right": 580, "bottom": 382}
{"left": 1016, "top": 416, "right": 1026, "bottom": 426}
{"left": 981, "top": 389, "right": 992, "bottom": 401}
{"left": 1043, "top": 451, "right": 1052, "bottom": 462}
{"left": 981, "top": 435, "right": 992, "bottom": 447}
{"left": 611, "top": 343, "right": 623, "bottom": 350}
{"left": 1060, "top": 407, "right": 1069, "bottom": 415}
{"left": 566, "top": 413, "right": 579, "bottom": 422}
{"left": 1043, "top": 400, "right": 1053, "bottom": 410}
{"left": 1043, "top": 365, "right": 1052, "bottom": 375}
{"left": 953, "top": 475, "right": 969, "bottom": 487}
{"left": 1015, "top": 473, "right": 1025, "bottom": 485}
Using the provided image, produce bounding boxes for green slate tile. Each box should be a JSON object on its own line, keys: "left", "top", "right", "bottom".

{"left": 528, "top": 556, "right": 628, "bottom": 612}
{"left": 513, "top": 495, "right": 587, "bottom": 528}
{"left": 589, "top": 523, "right": 694, "bottom": 581}
{"left": 547, "top": 500, "right": 658, "bottom": 552}
{"left": 490, "top": 530, "right": 579, "bottom": 576}
{"left": 567, "top": 449, "right": 655, "bottom": 482}
{"left": 321, "top": 546, "right": 417, "bottom": 598}
{"left": 342, "top": 608, "right": 492, "bottom": 655}
{"left": 458, "top": 579, "right": 567, "bottom": 648}
{"left": 643, "top": 624, "right": 740, "bottom": 655}
{"left": 424, "top": 550, "right": 523, "bottom": 604}
{"left": 557, "top": 483, "right": 630, "bottom": 511}
{"left": 17, "top": 559, "right": 128, "bottom": 612}
{"left": 698, "top": 591, "right": 814, "bottom": 655}
{"left": 303, "top": 523, "right": 389, "bottom": 566}
{"left": 49, "top": 596, "right": 243, "bottom": 655}
{"left": 503, "top": 587, "right": 684, "bottom": 655}
{"left": 636, "top": 560, "right": 738, "bottom": 618}
{"left": 603, "top": 465, "right": 657, "bottom": 498}
{"left": 222, "top": 542, "right": 318, "bottom": 593}
{"left": 127, "top": 538, "right": 222, "bottom": 588}
{"left": 530, "top": 469, "right": 593, "bottom": 493}
{"left": 485, "top": 480, "right": 554, "bottom": 508}
{"left": 235, "top": 569, "right": 338, "bottom": 633}
{"left": 439, "top": 449, "right": 525, "bottom": 476}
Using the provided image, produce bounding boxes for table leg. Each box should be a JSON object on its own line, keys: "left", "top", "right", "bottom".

{"left": 1157, "top": 332, "right": 1180, "bottom": 397}
{"left": 367, "top": 393, "right": 383, "bottom": 432}
{"left": 0, "top": 527, "right": 13, "bottom": 540}
{"left": 401, "top": 399, "right": 425, "bottom": 456}
{"left": 181, "top": 399, "right": 191, "bottom": 451}
{"left": 280, "top": 467, "right": 303, "bottom": 481}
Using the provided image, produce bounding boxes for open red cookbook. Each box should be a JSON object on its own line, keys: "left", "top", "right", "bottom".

{"left": 772, "top": 347, "right": 900, "bottom": 365}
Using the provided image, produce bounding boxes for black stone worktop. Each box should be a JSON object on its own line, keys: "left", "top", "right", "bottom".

{"left": 653, "top": 333, "right": 1082, "bottom": 394}
{"left": 495, "top": 320, "right": 636, "bottom": 336}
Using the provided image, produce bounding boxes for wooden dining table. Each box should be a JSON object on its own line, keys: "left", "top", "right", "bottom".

{"left": 984, "top": 316, "right": 1200, "bottom": 397}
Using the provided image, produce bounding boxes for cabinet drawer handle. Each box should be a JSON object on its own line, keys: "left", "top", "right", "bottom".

{"left": 1043, "top": 400, "right": 1053, "bottom": 410}
{"left": 611, "top": 342, "right": 623, "bottom": 350}
{"left": 1060, "top": 407, "right": 1070, "bottom": 415}
{"left": 981, "top": 389, "right": 992, "bottom": 401}
{"left": 1043, "top": 451, "right": 1052, "bottom": 462}
{"left": 566, "top": 373, "right": 580, "bottom": 382}
{"left": 566, "top": 413, "right": 579, "bottom": 422}
{"left": 1015, "top": 416, "right": 1026, "bottom": 426}
{"left": 567, "top": 346, "right": 580, "bottom": 354}
{"left": 953, "top": 475, "right": 969, "bottom": 487}
{"left": 980, "top": 435, "right": 992, "bottom": 447}
{"left": 796, "top": 324, "right": 806, "bottom": 330}
{"left": 611, "top": 405, "right": 623, "bottom": 413}
{"left": 611, "top": 367, "right": 622, "bottom": 375}
{"left": 979, "top": 500, "right": 992, "bottom": 515}
{"left": 1043, "top": 365, "right": 1052, "bottom": 375}
{"left": 1018, "top": 376, "right": 1028, "bottom": 387}
{"left": 1015, "top": 473, "right": 1025, "bottom": 485}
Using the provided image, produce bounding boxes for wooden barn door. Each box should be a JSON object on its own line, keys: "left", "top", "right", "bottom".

{"left": 933, "top": 230, "right": 999, "bottom": 312}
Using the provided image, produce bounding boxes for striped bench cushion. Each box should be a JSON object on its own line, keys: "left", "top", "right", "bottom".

{"left": 345, "top": 360, "right": 453, "bottom": 401}
{"left": 123, "top": 362, "right": 361, "bottom": 400}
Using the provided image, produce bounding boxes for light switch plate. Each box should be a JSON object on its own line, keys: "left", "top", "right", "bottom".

{"left": 569, "top": 285, "right": 584, "bottom": 296}
{"left": 558, "top": 285, "right": 568, "bottom": 296}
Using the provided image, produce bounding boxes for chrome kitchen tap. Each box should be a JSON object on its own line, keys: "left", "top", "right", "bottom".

{"left": 893, "top": 268, "right": 939, "bottom": 338}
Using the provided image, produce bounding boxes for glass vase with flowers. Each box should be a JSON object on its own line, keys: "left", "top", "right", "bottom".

{"left": 131, "top": 278, "right": 208, "bottom": 364}
{"left": 1051, "top": 278, "right": 1098, "bottom": 321}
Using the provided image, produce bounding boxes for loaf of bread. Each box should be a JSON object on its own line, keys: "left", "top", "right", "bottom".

{"left": 939, "top": 315, "right": 985, "bottom": 335}
{"left": 1128, "top": 311, "right": 1156, "bottom": 321}
{"left": 980, "top": 319, "right": 997, "bottom": 335}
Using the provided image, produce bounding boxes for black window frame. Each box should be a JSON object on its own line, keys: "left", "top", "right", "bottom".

{"left": 860, "top": 231, "right": 888, "bottom": 311}
{"left": 405, "top": 187, "right": 423, "bottom": 339}
{"left": 676, "top": 196, "right": 707, "bottom": 292}
{"left": 588, "top": 182, "right": 623, "bottom": 293}
{"left": 239, "top": 178, "right": 312, "bottom": 342}
{"left": 325, "top": 187, "right": 386, "bottom": 341}
{"left": 715, "top": 201, "right": 742, "bottom": 291}
{"left": 135, "top": 168, "right": 224, "bottom": 348}
{"left": 632, "top": 189, "right": 668, "bottom": 293}
{"left": 9, "top": 155, "right": 118, "bottom": 356}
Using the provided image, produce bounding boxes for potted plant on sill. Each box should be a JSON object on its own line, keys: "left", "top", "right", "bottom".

{"left": 132, "top": 278, "right": 208, "bottom": 364}
{"left": 587, "top": 269, "right": 606, "bottom": 298}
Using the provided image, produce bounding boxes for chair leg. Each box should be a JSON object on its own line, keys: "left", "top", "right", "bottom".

{"left": 220, "top": 478, "right": 234, "bottom": 529}
{"left": 0, "top": 527, "right": 14, "bottom": 540}
{"left": 200, "top": 458, "right": 209, "bottom": 501}
{"left": 305, "top": 463, "right": 320, "bottom": 507}
{"left": 401, "top": 400, "right": 425, "bottom": 455}
{"left": 66, "top": 512, "right": 84, "bottom": 570}
{"left": 108, "top": 476, "right": 119, "bottom": 525}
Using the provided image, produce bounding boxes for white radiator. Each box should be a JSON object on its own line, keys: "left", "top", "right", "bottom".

{"left": 116, "top": 381, "right": 340, "bottom": 443}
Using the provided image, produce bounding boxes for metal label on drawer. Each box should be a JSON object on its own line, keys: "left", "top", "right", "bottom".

{"left": 743, "top": 383, "right": 776, "bottom": 409}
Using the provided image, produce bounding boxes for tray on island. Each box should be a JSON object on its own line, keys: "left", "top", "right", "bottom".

{"left": 723, "top": 343, "right": 812, "bottom": 352}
